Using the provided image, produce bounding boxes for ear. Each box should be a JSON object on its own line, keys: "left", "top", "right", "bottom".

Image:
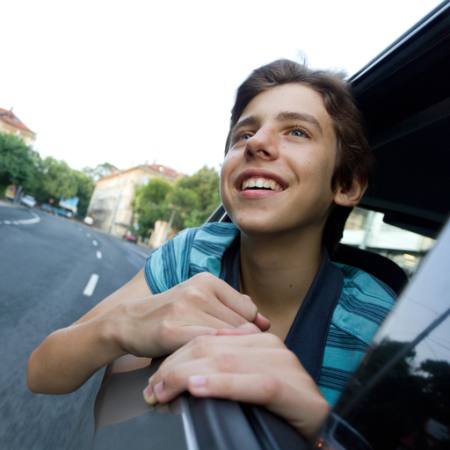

{"left": 333, "top": 178, "right": 367, "bottom": 207}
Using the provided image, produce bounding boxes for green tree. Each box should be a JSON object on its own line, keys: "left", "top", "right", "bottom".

{"left": 73, "top": 171, "right": 95, "bottom": 217}
{"left": 133, "top": 166, "right": 220, "bottom": 238}
{"left": 167, "top": 186, "right": 200, "bottom": 230}
{"left": 83, "top": 162, "right": 118, "bottom": 181}
{"left": 0, "top": 132, "right": 39, "bottom": 193}
{"left": 34, "top": 157, "right": 78, "bottom": 203}
{"left": 176, "top": 166, "right": 220, "bottom": 220}
{"left": 134, "top": 177, "right": 173, "bottom": 237}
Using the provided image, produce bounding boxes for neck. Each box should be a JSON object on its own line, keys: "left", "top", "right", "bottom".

{"left": 239, "top": 227, "right": 323, "bottom": 321}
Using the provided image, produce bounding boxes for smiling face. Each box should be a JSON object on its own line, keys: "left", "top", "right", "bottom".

{"left": 221, "top": 83, "right": 359, "bottom": 238}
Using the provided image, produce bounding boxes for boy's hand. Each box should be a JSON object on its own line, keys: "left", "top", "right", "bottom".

{"left": 142, "top": 332, "right": 330, "bottom": 440}
{"left": 111, "top": 272, "right": 270, "bottom": 358}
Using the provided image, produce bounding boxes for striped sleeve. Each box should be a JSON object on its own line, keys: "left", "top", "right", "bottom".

{"left": 143, "top": 222, "right": 239, "bottom": 294}
{"left": 189, "top": 223, "right": 238, "bottom": 278}
{"left": 144, "top": 227, "right": 198, "bottom": 294}
{"left": 318, "top": 264, "right": 396, "bottom": 405}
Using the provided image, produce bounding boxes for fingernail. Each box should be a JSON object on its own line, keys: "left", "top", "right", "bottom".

{"left": 154, "top": 381, "right": 165, "bottom": 396}
{"left": 189, "top": 375, "right": 207, "bottom": 388}
{"left": 256, "top": 312, "right": 269, "bottom": 322}
{"left": 143, "top": 386, "right": 157, "bottom": 405}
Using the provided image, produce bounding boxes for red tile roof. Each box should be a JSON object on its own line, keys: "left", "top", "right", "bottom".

{"left": 98, "top": 164, "right": 182, "bottom": 182}
{"left": 0, "top": 107, "right": 35, "bottom": 134}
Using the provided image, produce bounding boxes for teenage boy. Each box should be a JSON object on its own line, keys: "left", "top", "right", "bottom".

{"left": 28, "top": 60, "right": 395, "bottom": 439}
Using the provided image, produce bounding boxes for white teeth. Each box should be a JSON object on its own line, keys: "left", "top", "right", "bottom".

{"left": 241, "top": 177, "right": 282, "bottom": 191}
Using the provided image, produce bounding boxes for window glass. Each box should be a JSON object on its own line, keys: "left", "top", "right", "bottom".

{"left": 342, "top": 207, "right": 435, "bottom": 275}
{"left": 327, "top": 316, "right": 450, "bottom": 450}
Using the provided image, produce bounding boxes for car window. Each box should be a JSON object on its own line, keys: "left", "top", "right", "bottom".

{"left": 342, "top": 207, "right": 435, "bottom": 275}
{"left": 316, "top": 218, "right": 450, "bottom": 450}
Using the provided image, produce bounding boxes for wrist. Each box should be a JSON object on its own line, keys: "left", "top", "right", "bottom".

{"left": 98, "top": 308, "right": 129, "bottom": 361}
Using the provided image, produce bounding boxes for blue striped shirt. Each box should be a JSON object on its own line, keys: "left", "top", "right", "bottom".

{"left": 144, "top": 222, "right": 395, "bottom": 405}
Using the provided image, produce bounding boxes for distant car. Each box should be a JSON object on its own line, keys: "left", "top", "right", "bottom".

{"left": 55, "top": 207, "right": 73, "bottom": 218}
{"left": 123, "top": 231, "right": 137, "bottom": 243}
{"left": 40, "top": 203, "right": 55, "bottom": 214}
{"left": 84, "top": 216, "right": 94, "bottom": 226}
{"left": 20, "top": 195, "right": 36, "bottom": 208}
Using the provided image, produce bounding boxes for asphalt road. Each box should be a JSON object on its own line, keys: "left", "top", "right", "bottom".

{"left": 0, "top": 203, "right": 152, "bottom": 450}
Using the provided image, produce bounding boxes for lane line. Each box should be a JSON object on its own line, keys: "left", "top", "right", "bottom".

{"left": 96, "top": 250, "right": 102, "bottom": 259}
{"left": 1, "top": 212, "right": 40, "bottom": 226}
{"left": 92, "top": 240, "right": 98, "bottom": 247}
{"left": 16, "top": 212, "right": 41, "bottom": 225}
{"left": 83, "top": 274, "right": 99, "bottom": 297}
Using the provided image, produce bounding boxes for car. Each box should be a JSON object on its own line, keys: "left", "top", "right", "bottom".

{"left": 92, "top": 4, "right": 450, "bottom": 449}
{"left": 84, "top": 216, "right": 94, "bottom": 226}
{"left": 20, "top": 194, "right": 36, "bottom": 208}
{"left": 123, "top": 231, "right": 138, "bottom": 243}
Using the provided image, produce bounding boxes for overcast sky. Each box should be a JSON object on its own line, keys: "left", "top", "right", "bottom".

{"left": 1, "top": 0, "right": 441, "bottom": 175}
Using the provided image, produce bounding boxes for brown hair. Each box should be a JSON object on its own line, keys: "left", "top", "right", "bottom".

{"left": 224, "top": 59, "right": 373, "bottom": 252}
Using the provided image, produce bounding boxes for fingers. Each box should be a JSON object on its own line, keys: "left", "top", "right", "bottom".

{"left": 216, "top": 323, "right": 261, "bottom": 335}
{"left": 145, "top": 334, "right": 291, "bottom": 402}
{"left": 142, "top": 331, "right": 330, "bottom": 439}
{"left": 254, "top": 313, "right": 271, "bottom": 331}
{"left": 198, "top": 297, "right": 254, "bottom": 328}
{"left": 144, "top": 372, "right": 273, "bottom": 406}
{"left": 159, "top": 324, "right": 219, "bottom": 352}
{"left": 188, "top": 373, "right": 278, "bottom": 404}
{"left": 161, "top": 333, "right": 283, "bottom": 369}
{"left": 193, "top": 273, "right": 269, "bottom": 326}
{"left": 187, "top": 373, "right": 329, "bottom": 438}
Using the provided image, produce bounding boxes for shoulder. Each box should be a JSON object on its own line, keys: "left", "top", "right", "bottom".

{"left": 331, "top": 262, "right": 396, "bottom": 345}
{"left": 144, "top": 222, "right": 239, "bottom": 293}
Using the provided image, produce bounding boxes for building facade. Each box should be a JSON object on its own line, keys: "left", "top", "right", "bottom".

{"left": 0, "top": 108, "right": 36, "bottom": 145}
{"left": 87, "top": 164, "right": 180, "bottom": 237}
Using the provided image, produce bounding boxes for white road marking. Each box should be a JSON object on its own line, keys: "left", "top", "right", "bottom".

{"left": 96, "top": 250, "right": 102, "bottom": 259}
{"left": 83, "top": 274, "right": 99, "bottom": 297}
{"left": 92, "top": 240, "right": 98, "bottom": 247}
{"left": 19, "top": 213, "right": 40, "bottom": 225}
{"left": 0, "top": 212, "right": 40, "bottom": 226}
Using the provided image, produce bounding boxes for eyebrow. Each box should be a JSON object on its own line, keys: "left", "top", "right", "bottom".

{"left": 231, "top": 116, "right": 260, "bottom": 135}
{"left": 276, "top": 111, "right": 323, "bottom": 135}
{"left": 232, "top": 110, "right": 323, "bottom": 136}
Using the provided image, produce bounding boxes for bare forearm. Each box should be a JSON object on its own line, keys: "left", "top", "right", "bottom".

{"left": 27, "top": 315, "right": 124, "bottom": 394}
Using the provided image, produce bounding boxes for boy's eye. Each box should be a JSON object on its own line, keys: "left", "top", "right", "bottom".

{"left": 239, "top": 132, "right": 253, "bottom": 140}
{"left": 289, "top": 128, "right": 308, "bottom": 138}
{"left": 233, "top": 131, "right": 253, "bottom": 143}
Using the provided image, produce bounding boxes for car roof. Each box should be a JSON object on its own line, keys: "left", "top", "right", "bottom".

{"left": 350, "top": 1, "right": 450, "bottom": 238}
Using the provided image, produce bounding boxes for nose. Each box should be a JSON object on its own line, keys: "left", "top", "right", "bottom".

{"left": 244, "top": 127, "right": 279, "bottom": 161}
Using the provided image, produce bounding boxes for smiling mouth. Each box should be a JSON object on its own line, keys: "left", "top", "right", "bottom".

{"left": 241, "top": 177, "right": 283, "bottom": 192}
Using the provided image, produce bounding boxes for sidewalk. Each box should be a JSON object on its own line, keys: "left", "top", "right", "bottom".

{"left": 0, "top": 199, "right": 20, "bottom": 208}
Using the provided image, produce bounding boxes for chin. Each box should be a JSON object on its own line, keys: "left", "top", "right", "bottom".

{"left": 230, "top": 211, "right": 284, "bottom": 236}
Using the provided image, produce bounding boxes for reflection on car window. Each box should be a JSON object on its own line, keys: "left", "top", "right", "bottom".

{"left": 331, "top": 315, "right": 450, "bottom": 450}
{"left": 342, "top": 207, "right": 434, "bottom": 275}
